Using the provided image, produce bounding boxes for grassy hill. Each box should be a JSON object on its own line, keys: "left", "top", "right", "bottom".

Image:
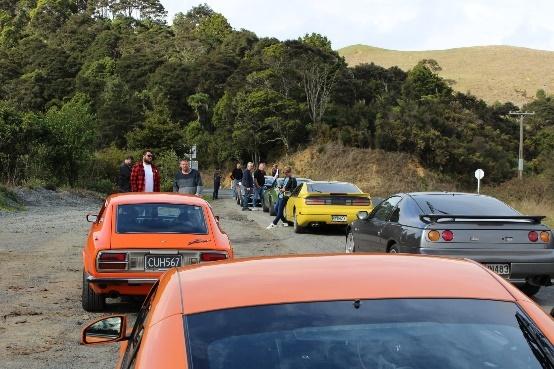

{"left": 339, "top": 45, "right": 554, "bottom": 105}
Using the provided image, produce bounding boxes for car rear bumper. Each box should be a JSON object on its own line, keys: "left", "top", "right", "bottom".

{"left": 419, "top": 248, "right": 554, "bottom": 283}
{"left": 297, "top": 207, "right": 372, "bottom": 226}
{"left": 86, "top": 272, "right": 158, "bottom": 296}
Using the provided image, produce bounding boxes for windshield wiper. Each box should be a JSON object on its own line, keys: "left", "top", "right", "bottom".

{"left": 516, "top": 312, "right": 554, "bottom": 369}
{"left": 188, "top": 239, "right": 209, "bottom": 245}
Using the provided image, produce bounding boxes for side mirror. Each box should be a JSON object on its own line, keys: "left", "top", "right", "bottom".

{"left": 215, "top": 215, "right": 220, "bottom": 222}
{"left": 371, "top": 197, "right": 384, "bottom": 207}
{"left": 86, "top": 214, "right": 98, "bottom": 223}
{"left": 81, "top": 315, "right": 127, "bottom": 345}
{"left": 357, "top": 211, "right": 369, "bottom": 221}
{"left": 550, "top": 308, "right": 554, "bottom": 318}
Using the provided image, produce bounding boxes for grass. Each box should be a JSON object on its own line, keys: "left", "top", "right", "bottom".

{"left": 338, "top": 44, "right": 554, "bottom": 105}
{"left": 0, "top": 185, "right": 24, "bottom": 211}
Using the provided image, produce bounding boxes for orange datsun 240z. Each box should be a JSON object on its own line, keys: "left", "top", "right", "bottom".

{"left": 81, "top": 193, "right": 233, "bottom": 312}
{"left": 81, "top": 255, "right": 554, "bottom": 369}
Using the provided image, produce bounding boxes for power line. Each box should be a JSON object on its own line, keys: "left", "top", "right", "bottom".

{"left": 509, "top": 111, "right": 535, "bottom": 179}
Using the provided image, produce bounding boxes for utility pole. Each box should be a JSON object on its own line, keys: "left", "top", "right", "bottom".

{"left": 509, "top": 111, "right": 535, "bottom": 179}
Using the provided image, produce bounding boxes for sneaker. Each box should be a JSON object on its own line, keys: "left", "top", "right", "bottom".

{"left": 266, "top": 223, "right": 277, "bottom": 229}
{"left": 281, "top": 223, "right": 289, "bottom": 227}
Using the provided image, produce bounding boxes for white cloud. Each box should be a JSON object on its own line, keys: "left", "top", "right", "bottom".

{"left": 160, "top": 0, "right": 554, "bottom": 51}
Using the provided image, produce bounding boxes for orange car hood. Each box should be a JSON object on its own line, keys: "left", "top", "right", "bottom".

{"left": 109, "top": 233, "right": 213, "bottom": 249}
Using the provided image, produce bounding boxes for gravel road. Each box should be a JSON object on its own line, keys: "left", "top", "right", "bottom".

{"left": 1, "top": 189, "right": 553, "bottom": 368}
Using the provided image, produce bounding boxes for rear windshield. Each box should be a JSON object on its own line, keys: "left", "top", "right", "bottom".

{"left": 116, "top": 203, "right": 207, "bottom": 234}
{"left": 413, "top": 194, "right": 519, "bottom": 216}
{"left": 307, "top": 183, "right": 361, "bottom": 194}
{"left": 185, "top": 299, "right": 545, "bottom": 369}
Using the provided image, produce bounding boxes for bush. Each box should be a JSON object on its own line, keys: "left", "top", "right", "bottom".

{"left": 84, "top": 179, "right": 116, "bottom": 195}
{"left": 0, "top": 185, "right": 23, "bottom": 210}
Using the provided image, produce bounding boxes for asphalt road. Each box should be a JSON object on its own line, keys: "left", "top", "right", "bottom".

{"left": 1, "top": 189, "right": 553, "bottom": 368}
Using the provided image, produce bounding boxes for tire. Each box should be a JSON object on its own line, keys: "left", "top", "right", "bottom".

{"left": 518, "top": 283, "right": 541, "bottom": 297}
{"left": 269, "top": 199, "right": 276, "bottom": 216}
{"left": 262, "top": 197, "right": 269, "bottom": 212}
{"left": 387, "top": 244, "right": 400, "bottom": 254}
{"left": 345, "top": 230, "right": 356, "bottom": 253}
{"left": 293, "top": 211, "right": 304, "bottom": 234}
{"left": 82, "top": 271, "right": 105, "bottom": 312}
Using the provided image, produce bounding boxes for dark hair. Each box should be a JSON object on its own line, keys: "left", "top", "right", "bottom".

{"left": 126, "top": 156, "right": 133, "bottom": 161}
{"left": 180, "top": 158, "right": 190, "bottom": 163}
{"left": 143, "top": 149, "right": 153, "bottom": 155}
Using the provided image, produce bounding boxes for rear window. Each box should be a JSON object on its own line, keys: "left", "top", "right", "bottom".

{"left": 414, "top": 194, "right": 519, "bottom": 216}
{"left": 116, "top": 203, "right": 207, "bottom": 234}
{"left": 185, "top": 299, "right": 546, "bottom": 369}
{"left": 307, "top": 183, "right": 361, "bottom": 194}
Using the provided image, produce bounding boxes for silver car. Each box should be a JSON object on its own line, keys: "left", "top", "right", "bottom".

{"left": 346, "top": 192, "right": 554, "bottom": 296}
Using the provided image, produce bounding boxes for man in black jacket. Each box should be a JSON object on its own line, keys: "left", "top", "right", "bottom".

{"left": 230, "top": 162, "right": 243, "bottom": 199}
{"left": 118, "top": 156, "right": 133, "bottom": 192}
{"left": 241, "top": 162, "right": 254, "bottom": 211}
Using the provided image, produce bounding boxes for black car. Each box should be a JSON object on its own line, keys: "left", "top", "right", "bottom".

{"left": 346, "top": 192, "right": 554, "bottom": 296}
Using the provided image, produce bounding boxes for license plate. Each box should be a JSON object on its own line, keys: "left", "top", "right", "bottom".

{"left": 484, "top": 263, "right": 510, "bottom": 276}
{"left": 331, "top": 215, "right": 347, "bottom": 222}
{"left": 144, "top": 255, "right": 182, "bottom": 270}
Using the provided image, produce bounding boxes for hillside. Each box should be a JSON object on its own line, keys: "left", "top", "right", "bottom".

{"left": 339, "top": 45, "right": 554, "bottom": 105}
{"left": 279, "top": 144, "right": 456, "bottom": 197}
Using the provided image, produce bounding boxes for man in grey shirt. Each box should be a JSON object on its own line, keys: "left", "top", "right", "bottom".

{"left": 173, "top": 159, "right": 203, "bottom": 195}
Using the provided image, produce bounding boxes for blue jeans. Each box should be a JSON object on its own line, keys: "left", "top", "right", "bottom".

{"left": 272, "top": 197, "right": 287, "bottom": 225}
{"left": 242, "top": 187, "right": 252, "bottom": 209}
{"left": 253, "top": 187, "right": 264, "bottom": 207}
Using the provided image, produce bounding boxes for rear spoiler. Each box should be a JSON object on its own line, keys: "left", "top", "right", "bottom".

{"left": 420, "top": 214, "right": 546, "bottom": 224}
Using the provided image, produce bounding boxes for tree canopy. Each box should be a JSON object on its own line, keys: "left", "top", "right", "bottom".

{"left": 0, "top": 2, "right": 552, "bottom": 190}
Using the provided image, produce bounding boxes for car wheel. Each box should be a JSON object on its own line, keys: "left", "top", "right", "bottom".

{"left": 387, "top": 244, "right": 400, "bottom": 254}
{"left": 293, "top": 211, "right": 304, "bottom": 234}
{"left": 82, "top": 271, "right": 105, "bottom": 312}
{"left": 269, "top": 199, "right": 276, "bottom": 216}
{"left": 518, "top": 283, "right": 541, "bottom": 297}
{"left": 345, "top": 231, "right": 356, "bottom": 253}
{"left": 262, "top": 197, "right": 269, "bottom": 212}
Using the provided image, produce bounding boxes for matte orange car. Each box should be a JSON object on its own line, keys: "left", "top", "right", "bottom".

{"left": 82, "top": 193, "right": 233, "bottom": 312}
{"left": 81, "top": 255, "right": 554, "bottom": 368}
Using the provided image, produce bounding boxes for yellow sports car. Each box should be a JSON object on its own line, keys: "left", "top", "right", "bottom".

{"left": 284, "top": 181, "right": 373, "bottom": 233}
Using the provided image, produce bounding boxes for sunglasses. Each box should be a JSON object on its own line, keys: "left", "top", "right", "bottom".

{"left": 145, "top": 154, "right": 153, "bottom": 157}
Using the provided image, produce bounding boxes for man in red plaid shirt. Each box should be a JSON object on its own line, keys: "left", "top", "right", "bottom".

{"left": 130, "top": 150, "right": 161, "bottom": 192}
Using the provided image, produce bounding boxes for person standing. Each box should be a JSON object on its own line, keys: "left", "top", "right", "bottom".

{"left": 266, "top": 167, "right": 297, "bottom": 229}
{"left": 173, "top": 159, "right": 203, "bottom": 196}
{"left": 130, "top": 150, "right": 160, "bottom": 192}
{"left": 213, "top": 169, "right": 221, "bottom": 200}
{"left": 230, "top": 162, "right": 243, "bottom": 199}
{"left": 118, "top": 156, "right": 133, "bottom": 192}
{"left": 271, "top": 164, "right": 279, "bottom": 177}
{"left": 253, "top": 162, "right": 266, "bottom": 209}
{"left": 241, "top": 162, "right": 254, "bottom": 211}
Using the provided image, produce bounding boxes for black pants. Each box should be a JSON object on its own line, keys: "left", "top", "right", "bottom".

{"left": 213, "top": 183, "right": 220, "bottom": 199}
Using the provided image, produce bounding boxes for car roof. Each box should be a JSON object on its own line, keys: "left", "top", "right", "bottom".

{"left": 308, "top": 180, "right": 351, "bottom": 184}
{"left": 106, "top": 192, "right": 208, "bottom": 206}
{"left": 407, "top": 192, "right": 490, "bottom": 197}
{"left": 170, "top": 255, "right": 516, "bottom": 315}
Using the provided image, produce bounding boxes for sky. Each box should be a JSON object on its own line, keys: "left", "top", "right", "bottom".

{"left": 159, "top": 0, "right": 554, "bottom": 51}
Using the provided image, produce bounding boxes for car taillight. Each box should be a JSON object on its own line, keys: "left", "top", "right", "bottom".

{"left": 98, "top": 252, "right": 127, "bottom": 270}
{"left": 529, "top": 231, "right": 539, "bottom": 242}
{"left": 441, "top": 230, "right": 454, "bottom": 242}
{"left": 200, "top": 252, "right": 228, "bottom": 262}
{"left": 540, "top": 231, "right": 551, "bottom": 243}
{"left": 305, "top": 198, "right": 326, "bottom": 205}
{"left": 351, "top": 198, "right": 370, "bottom": 206}
{"left": 427, "top": 230, "right": 440, "bottom": 241}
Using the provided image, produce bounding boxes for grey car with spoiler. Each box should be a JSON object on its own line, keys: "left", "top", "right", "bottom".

{"left": 345, "top": 192, "right": 554, "bottom": 296}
